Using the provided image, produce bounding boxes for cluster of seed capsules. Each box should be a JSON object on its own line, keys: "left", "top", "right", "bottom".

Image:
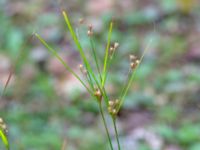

{"left": 79, "top": 22, "right": 141, "bottom": 117}
{"left": 129, "top": 54, "right": 140, "bottom": 70}
{"left": 108, "top": 99, "right": 120, "bottom": 116}
{"left": 0, "top": 117, "right": 8, "bottom": 133}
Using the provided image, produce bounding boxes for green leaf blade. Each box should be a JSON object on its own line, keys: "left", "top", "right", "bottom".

{"left": 0, "top": 130, "right": 9, "bottom": 150}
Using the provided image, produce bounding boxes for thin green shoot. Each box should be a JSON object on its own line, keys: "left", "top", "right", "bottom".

{"left": 1, "top": 71, "right": 12, "bottom": 97}
{"left": 88, "top": 37, "right": 111, "bottom": 104}
{"left": 112, "top": 117, "right": 121, "bottom": 150}
{"left": 35, "top": 33, "right": 93, "bottom": 95}
{"left": 119, "top": 68, "right": 132, "bottom": 100}
{"left": 117, "top": 39, "right": 153, "bottom": 112}
{"left": 99, "top": 102, "right": 114, "bottom": 150}
{"left": 0, "top": 130, "right": 9, "bottom": 150}
{"left": 102, "top": 21, "right": 113, "bottom": 88}
{"left": 89, "top": 38, "right": 102, "bottom": 83}
{"left": 62, "top": 11, "right": 103, "bottom": 98}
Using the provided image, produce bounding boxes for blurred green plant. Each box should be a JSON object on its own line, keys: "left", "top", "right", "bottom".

{"left": 0, "top": 124, "right": 9, "bottom": 150}
{"left": 35, "top": 10, "right": 151, "bottom": 150}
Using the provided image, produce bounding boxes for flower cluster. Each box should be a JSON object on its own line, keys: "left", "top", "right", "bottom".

{"left": 129, "top": 54, "right": 140, "bottom": 70}
{"left": 108, "top": 99, "right": 120, "bottom": 116}
{"left": 0, "top": 117, "right": 8, "bottom": 133}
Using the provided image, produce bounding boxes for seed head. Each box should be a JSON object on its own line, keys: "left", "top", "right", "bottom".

{"left": 87, "top": 30, "right": 93, "bottom": 36}
{"left": 108, "top": 100, "right": 115, "bottom": 106}
{"left": 135, "top": 60, "right": 140, "bottom": 65}
{"left": 87, "top": 24, "right": 93, "bottom": 36}
{"left": 114, "top": 42, "right": 119, "bottom": 49}
{"left": 109, "top": 46, "right": 114, "bottom": 54}
{"left": 129, "top": 54, "right": 139, "bottom": 70}
{"left": 94, "top": 89, "right": 102, "bottom": 102}
{"left": 0, "top": 118, "right": 8, "bottom": 133}
{"left": 88, "top": 24, "right": 93, "bottom": 31}
{"left": 130, "top": 62, "right": 136, "bottom": 69}
{"left": 112, "top": 109, "right": 117, "bottom": 115}
{"left": 108, "top": 99, "right": 120, "bottom": 116}
{"left": 129, "top": 54, "right": 136, "bottom": 62}
{"left": 79, "top": 64, "right": 87, "bottom": 75}
{"left": 79, "top": 64, "right": 83, "bottom": 69}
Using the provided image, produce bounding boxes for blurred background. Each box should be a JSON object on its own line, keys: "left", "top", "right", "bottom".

{"left": 0, "top": 0, "right": 200, "bottom": 150}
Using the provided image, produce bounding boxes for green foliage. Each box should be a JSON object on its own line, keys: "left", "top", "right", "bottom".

{"left": 36, "top": 10, "right": 152, "bottom": 150}
{"left": 0, "top": 130, "right": 9, "bottom": 150}
{"left": 177, "top": 124, "right": 200, "bottom": 145}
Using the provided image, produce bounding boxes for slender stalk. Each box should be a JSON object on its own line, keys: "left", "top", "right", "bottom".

{"left": 0, "top": 130, "right": 9, "bottom": 150}
{"left": 63, "top": 11, "right": 104, "bottom": 101}
{"left": 1, "top": 70, "right": 12, "bottom": 97}
{"left": 112, "top": 117, "right": 121, "bottom": 150}
{"left": 98, "top": 102, "right": 114, "bottom": 150}
{"left": 86, "top": 72, "right": 95, "bottom": 90}
{"left": 89, "top": 38, "right": 102, "bottom": 83}
{"left": 103, "top": 42, "right": 117, "bottom": 87}
{"left": 120, "top": 68, "right": 132, "bottom": 100}
{"left": 102, "top": 21, "right": 113, "bottom": 87}
{"left": 117, "top": 39, "right": 153, "bottom": 112}
{"left": 35, "top": 33, "right": 93, "bottom": 95}
{"left": 89, "top": 37, "right": 110, "bottom": 105}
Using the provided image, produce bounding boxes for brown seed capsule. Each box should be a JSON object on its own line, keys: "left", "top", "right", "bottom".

{"left": 88, "top": 24, "right": 93, "bottom": 30}
{"left": 129, "top": 54, "right": 136, "bottom": 62}
{"left": 135, "top": 60, "right": 140, "bottom": 65}
{"left": 109, "top": 100, "right": 114, "bottom": 106}
{"left": 79, "top": 64, "right": 87, "bottom": 75}
{"left": 109, "top": 46, "right": 115, "bottom": 56}
{"left": 110, "top": 46, "right": 114, "bottom": 52}
{"left": 87, "top": 30, "right": 93, "bottom": 36}
{"left": 114, "top": 42, "right": 119, "bottom": 49}
{"left": 94, "top": 89, "right": 102, "bottom": 101}
{"left": 130, "top": 62, "right": 137, "bottom": 69}
{"left": 1, "top": 124, "right": 7, "bottom": 130}
{"left": 79, "top": 64, "right": 83, "bottom": 70}
{"left": 112, "top": 109, "right": 117, "bottom": 115}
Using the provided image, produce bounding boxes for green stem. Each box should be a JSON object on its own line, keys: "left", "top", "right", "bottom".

{"left": 99, "top": 103, "right": 114, "bottom": 150}
{"left": 35, "top": 33, "right": 93, "bottom": 95}
{"left": 63, "top": 11, "right": 102, "bottom": 96}
{"left": 112, "top": 117, "right": 121, "bottom": 150}
{"left": 120, "top": 68, "right": 131, "bottom": 100}
{"left": 90, "top": 38, "right": 102, "bottom": 83}
{"left": 102, "top": 21, "right": 113, "bottom": 87}
{"left": 117, "top": 39, "right": 152, "bottom": 112}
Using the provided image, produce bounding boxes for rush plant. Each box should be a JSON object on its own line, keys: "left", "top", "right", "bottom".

{"left": 35, "top": 10, "right": 151, "bottom": 150}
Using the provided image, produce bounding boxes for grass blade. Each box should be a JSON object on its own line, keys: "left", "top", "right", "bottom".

{"left": 117, "top": 39, "right": 153, "bottom": 112}
{"left": 35, "top": 33, "right": 93, "bottom": 95}
{"left": 102, "top": 21, "right": 113, "bottom": 87}
{"left": 99, "top": 103, "right": 114, "bottom": 150}
{"left": 1, "top": 71, "right": 12, "bottom": 97}
{"left": 62, "top": 11, "right": 109, "bottom": 104}
{"left": 62, "top": 11, "right": 98, "bottom": 84}
{"left": 89, "top": 38, "right": 102, "bottom": 82}
{"left": 0, "top": 130, "right": 9, "bottom": 150}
